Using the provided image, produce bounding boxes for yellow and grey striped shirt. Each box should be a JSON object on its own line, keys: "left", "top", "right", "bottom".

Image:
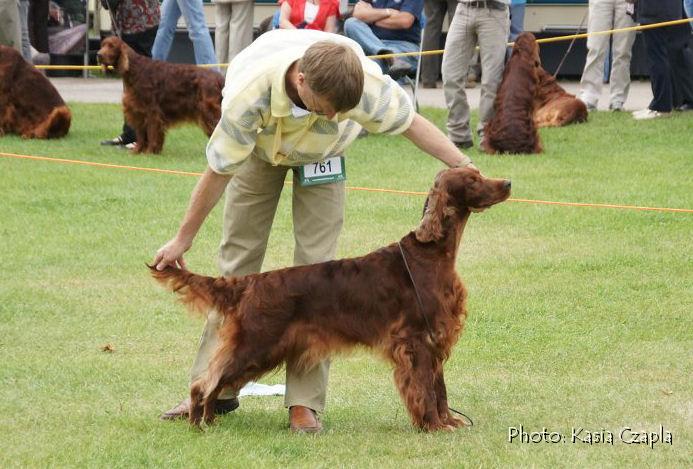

{"left": 206, "top": 29, "right": 415, "bottom": 175}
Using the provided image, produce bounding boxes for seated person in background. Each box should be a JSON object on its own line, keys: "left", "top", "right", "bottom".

{"left": 343, "top": 0, "right": 422, "bottom": 79}
{"left": 279, "top": 0, "right": 340, "bottom": 33}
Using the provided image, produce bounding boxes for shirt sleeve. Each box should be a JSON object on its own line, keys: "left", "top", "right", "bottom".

{"left": 206, "top": 83, "right": 270, "bottom": 175}
{"left": 345, "top": 70, "right": 416, "bottom": 135}
{"left": 398, "top": 0, "right": 423, "bottom": 18}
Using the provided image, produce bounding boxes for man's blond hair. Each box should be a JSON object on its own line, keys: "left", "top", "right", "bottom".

{"left": 299, "top": 41, "right": 364, "bottom": 113}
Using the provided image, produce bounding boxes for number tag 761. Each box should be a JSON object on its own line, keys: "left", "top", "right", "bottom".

{"left": 298, "top": 156, "right": 346, "bottom": 186}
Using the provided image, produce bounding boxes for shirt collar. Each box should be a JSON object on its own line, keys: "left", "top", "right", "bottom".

{"left": 271, "top": 51, "right": 304, "bottom": 118}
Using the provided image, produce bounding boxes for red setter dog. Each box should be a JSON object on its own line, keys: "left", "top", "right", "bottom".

{"left": 482, "top": 32, "right": 542, "bottom": 155}
{"left": 97, "top": 36, "right": 224, "bottom": 154}
{"left": 533, "top": 67, "right": 588, "bottom": 128}
{"left": 151, "top": 167, "right": 511, "bottom": 432}
{"left": 0, "top": 45, "right": 71, "bottom": 139}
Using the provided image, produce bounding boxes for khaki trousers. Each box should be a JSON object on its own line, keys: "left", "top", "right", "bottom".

{"left": 442, "top": 4, "right": 509, "bottom": 143}
{"left": 214, "top": 0, "right": 253, "bottom": 66}
{"left": 578, "top": 0, "right": 636, "bottom": 108}
{"left": 189, "top": 153, "right": 346, "bottom": 412}
{"left": 0, "top": 0, "right": 22, "bottom": 50}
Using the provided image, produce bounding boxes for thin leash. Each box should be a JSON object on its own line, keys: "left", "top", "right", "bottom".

{"left": 397, "top": 241, "right": 474, "bottom": 427}
{"left": 552, "top": 10, "right": 588, "bottom": 77}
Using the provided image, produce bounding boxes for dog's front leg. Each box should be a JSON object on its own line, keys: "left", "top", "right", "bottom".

{"left": 392, "top": 341, "right": 447, "bottom": 432}
{"left": 433, "top": 367, "right": 465, "bottom": 429}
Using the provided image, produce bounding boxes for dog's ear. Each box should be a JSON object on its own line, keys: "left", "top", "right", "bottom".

{"left": 116, "top": 44, "right": 129, "bottom": 74}
{"left": 415, "top": 186, "right": 451, "bottom": 243}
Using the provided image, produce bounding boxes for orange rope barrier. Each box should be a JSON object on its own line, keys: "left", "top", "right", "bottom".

{"left": 2, "top": 152, "right": 691, "bottom": 214}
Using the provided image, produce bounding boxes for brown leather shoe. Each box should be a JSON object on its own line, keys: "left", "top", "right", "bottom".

{"left": 289, "top": 405, "right": 322, "bottom": 433}
{"left": 159, "top": 397, "right": 239, "bottom": 420}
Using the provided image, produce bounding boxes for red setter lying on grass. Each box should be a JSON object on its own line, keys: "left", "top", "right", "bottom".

{"left": 482, "top": 32, "right": 542, "bottom": 155}
{"left": 97, "top": 36, "right": 224, "bottom": 154}
{"left": 0, "top": 45, "right": 71, "bottom": 139}
{"left": 534, "top": 67, "right": 588, "bottom": 128}
{"left": 151, "top": 167, "right": 511, "bottom": 432}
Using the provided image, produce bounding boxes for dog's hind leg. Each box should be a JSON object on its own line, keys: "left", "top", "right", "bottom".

{"left": 189, "top": 379, "right": 206, "bottom": 427}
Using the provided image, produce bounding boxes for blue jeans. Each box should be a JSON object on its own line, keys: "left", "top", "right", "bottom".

{"left": 343, "top": 17, "right": 419, "bottom": 72}
{"left": 152, "top": 0, "right": 217, "bottom": 68}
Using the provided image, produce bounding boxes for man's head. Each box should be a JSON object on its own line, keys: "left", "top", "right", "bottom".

{"left": 296, "top": 41, "right": 364, "bottom": 118}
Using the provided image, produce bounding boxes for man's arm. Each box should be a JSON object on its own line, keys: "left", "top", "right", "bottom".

{"left": 402, "top": 113, "right": 475, "bottom": 168}
{"left": 373, "top": 11, "right": 415, "bottom": 29}
{"left": 153, "top": 166, "right": 232, "bottom": 270}
{"left": 352, "top": 1, "right": 394, "bottom": 23}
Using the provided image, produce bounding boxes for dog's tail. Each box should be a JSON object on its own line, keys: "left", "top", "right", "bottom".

{"left": 148, "top": 264, "right": 248, "bottom": 316}
{"left": 28, "top": 105, "right": 72, "bottom": 139}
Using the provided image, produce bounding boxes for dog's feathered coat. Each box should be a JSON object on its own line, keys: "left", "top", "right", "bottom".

{"left": 152, "top": 167, "right": 511, "bottom": 432}
{"left": 0, "top": 45, "right": 71, "bottom": 139}
{"left": 482, "top": 32, "right": 543, "bottom": 155}
{"left": 533, "top": 67, "right": 588, "bottom": 128}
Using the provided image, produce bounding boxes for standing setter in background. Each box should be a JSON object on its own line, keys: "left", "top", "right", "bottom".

{"left": 577, "top": 0, "right": 636, "bottom": 112}
{"left": 100, "top": 0, "right": 161, "bottom": 149}
{"left": 442, "top": 0, "right": 510, "bottom": 150}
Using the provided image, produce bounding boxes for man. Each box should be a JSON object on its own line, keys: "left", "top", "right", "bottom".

{"left": 442, "top": 0, "right": 510, "bottom": 149}
{"left": 577, "top": 0, "right": 636, "bottom": 112}
{"left": 343, "top": 0, "right": 423, "bottom": 78}
{"left": 153, "top": 29, "right": 474, "bottom": 433}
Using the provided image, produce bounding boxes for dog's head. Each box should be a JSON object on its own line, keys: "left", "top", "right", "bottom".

{"left": 415, "top": 167, "right": 511, "bottom": 242}
{"left": 513, "top": 32, "right": 541, "bottom": 67}
{"left": 97, "top": 36, "right": 130, "bottom": 74}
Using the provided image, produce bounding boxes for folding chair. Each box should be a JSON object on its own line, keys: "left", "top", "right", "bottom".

{"left": 400, "top": 13, "right": 426, "bottom": 112}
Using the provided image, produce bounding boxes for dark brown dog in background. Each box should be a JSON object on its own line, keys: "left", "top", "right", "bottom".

{"left": 534, "top": 67, "right": 588, "bottom": 128}
{"left": 97, "top": 36, "right": 224, "bottom": 154}
{"left": 482, "top": 32, "right": 543, "bottom": 154}
{"left": 151, "top": 167, "right": 511, "bottom": 432}
{"left": 0, "top": 45, "right": 71, "bottom": 139}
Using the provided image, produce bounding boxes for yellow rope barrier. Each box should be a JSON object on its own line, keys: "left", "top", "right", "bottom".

{"left": 2, "top": 152, "right": 691, "bottom": 214}
{"left": 34, "top": 17, "right": 693, "bottom": 70}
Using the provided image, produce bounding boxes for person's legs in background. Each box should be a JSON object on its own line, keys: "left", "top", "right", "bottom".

{"left": 578, "top": 0, "right": 613, "bottom": 110}
{"left": 18, "top": 0, "right": 31, "bottom": 60}
{"left": 607, "top": 0, "right": 635, "bottom": 111}
{"left": 152, "top": 0, "right": 182, "bottom": 61}
{"left": 214, "top": 2, "right": 231, "bottom": 66}
{"left": 475, "top": 6, "right": 509, "bottom": 136}
{"left": 633, "top": 27, "right": 672, "bottom": 119}
{"left": 176, "top": 0, "right": 217, "bottom": 68}
{"left": 28, "top": 0, "right": 48, "bottom": 52}
{"left": 421, "top": 0, "right": 457, "bottom": 88}
{"left": 0, "top": 0, "right": 22, "bottom": 50}
{"left": 224, "top": 0, "right": 253, "bottom": 65}
{"left": 442, "top": 4, "right": 477, "bottom": 147}
{"left": 668, "top": 22, "right": 693, "bottom": 110}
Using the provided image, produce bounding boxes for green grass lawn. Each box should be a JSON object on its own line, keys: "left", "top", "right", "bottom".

{"left": 1, "top": 104, "right": 691, "bottom": 468}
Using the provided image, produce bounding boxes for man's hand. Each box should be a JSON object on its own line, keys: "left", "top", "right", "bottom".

{"left": 153, "top": 236, "right": 192, "bottom": 271}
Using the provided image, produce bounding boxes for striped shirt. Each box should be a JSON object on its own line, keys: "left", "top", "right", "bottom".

{"left": 206, "top": 29, "right": 415, "bottom": 175}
